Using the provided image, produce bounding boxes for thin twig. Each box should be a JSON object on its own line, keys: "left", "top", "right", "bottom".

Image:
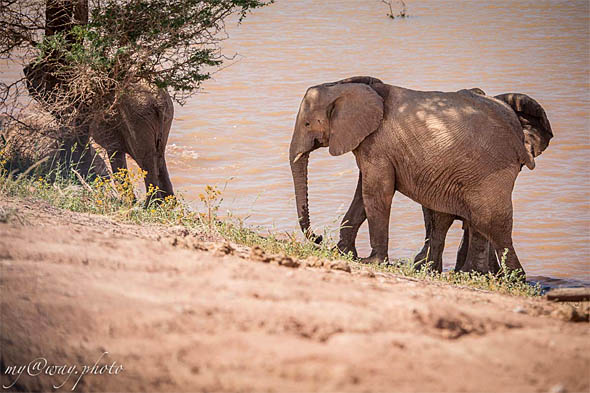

{"left": 380, "top": 0, "right": 408, "bottom": 19}
{"left": 380, "top": 0, "right": 395, "bottom": 18}
{"left": 71, "top": 168, "right": 94, "bottom": 194}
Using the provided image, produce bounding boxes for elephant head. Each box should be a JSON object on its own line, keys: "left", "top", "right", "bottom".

{"left": 495, "top": 93, "right": 553, "bottom": 169}
{"left": 289, "top": 77, "right": 384, "bottom": 241}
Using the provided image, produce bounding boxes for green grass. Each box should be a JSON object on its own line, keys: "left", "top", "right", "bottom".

{"left": 0, "top": 149, "right": 541, "bottom": 298}
{"left": 367, "top": 257, "right": 540, "bottom": 297}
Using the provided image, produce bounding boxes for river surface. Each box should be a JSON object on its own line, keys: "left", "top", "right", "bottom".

{"left": 3, "top": 0, "right": 589, "bottom": 285}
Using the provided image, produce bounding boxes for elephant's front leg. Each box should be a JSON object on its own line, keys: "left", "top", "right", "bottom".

{"left": 140, "top": 155, "right": 164, "bottom": 205}
{"left": 359, "top": 165, "right": 395, "bottom": 264}
{"left": 414, "top": 207, "right": 454, "bottom": 272}
{"left": 157, "top": 155, "right": 174, "bottom": 197}
{"left": 336, "top": 172, "right": 366, "bottom": 258}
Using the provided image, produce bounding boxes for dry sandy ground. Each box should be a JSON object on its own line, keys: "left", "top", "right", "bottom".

{"left": 0, "top": 197, "right": 588, "bottom": 393}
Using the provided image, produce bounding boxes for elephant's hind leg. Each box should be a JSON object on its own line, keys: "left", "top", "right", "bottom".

{"left": 336, "top": 172, "right": 366, "bottom": 258}
{"left": 469, "top": 206, "right": 524, "bottom": 276}
{"left": 457, "top": 224, "right": 500, "bottom": 274}
{"left": 414, "top": 207, "right": 454, "bottom": 272}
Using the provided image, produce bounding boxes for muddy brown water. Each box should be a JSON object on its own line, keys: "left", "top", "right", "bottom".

{"left": 2, "top": 1, "right": 588, "bottom": 286}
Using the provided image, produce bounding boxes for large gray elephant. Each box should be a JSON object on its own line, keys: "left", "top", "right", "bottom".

{"left": 289, "top": 76, "right": 553, "bottom": 277}
{"left": 23, "top": 63, "right": 175, "bottom": 200}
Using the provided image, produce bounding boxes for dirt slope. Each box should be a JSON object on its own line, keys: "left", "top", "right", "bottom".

{"left": 0, "top": 197, "right": 588, "bottom": 392}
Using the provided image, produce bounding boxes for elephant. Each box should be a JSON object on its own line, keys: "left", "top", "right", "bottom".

{"left": 289, "top": 76, "right": 553, "bottom": 278}
{"left": 23, "top": 62, "right": 175, "bottom": 200}
{"left": 89, "top": 84, "right": 175, "bottom": 200}
{"left": 412, "top": 91, "right": 553, "bottom": 273}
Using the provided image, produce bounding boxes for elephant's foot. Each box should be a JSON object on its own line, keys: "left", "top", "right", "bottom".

{"left": 414, "top": 250, "right": 428, "bottom": 264}
{"left": 145, "top": 190, "right": 165, "bottom": 207}
{"left": 413, "top": 246, "right": 443, "bottom": 272}
{"left": 360, "top": 250, "right": 388, "bottom": 265}
{"left": 335, "top": 240, "right": 358, "bottom": 258}
{"left": 458, "top": 228, "right": 501, "bottom": 275}
{"left": 311, "top": 234, "right": 323, "bottom": 245}
{"left": 414, "top": 260, "right": 442, "bottom": 273}
{"left": 497, "top": 268, "right": 527, "bottom": 283}
{"left": 414, "top": 244, "right": 430, "bottom": 266}
{"left": 413, "top": 254, "right": 428, "bottom": 270}
{"left": 413, "top": 259, "right": 435, "bottom": 273}
{"left": 496, "top": 247, "right": 526, "bottom": 282}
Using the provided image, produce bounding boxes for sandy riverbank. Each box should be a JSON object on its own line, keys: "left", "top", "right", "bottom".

{"left": 0, "top": 197, "right": 588, "bottom": 392}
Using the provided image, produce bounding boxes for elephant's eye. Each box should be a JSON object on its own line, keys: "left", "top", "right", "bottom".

{"left": 305, "top": 122, "right": 310, "bottom": 127}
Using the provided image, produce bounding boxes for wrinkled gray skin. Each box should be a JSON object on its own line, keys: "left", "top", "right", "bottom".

{"left": 23, "top": 64, "right": 174, "bottom": 199}
{"left": 414, "top": 207, "right": 500, "bottom": 273}
{"left": 289, "top": 76, "right": 553, "bottom": 278}
{"left": 414, "top": 91, "right": 553, "bottom": 273}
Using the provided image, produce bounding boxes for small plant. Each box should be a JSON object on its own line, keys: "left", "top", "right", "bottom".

{"left": 199, "top": 185, "right": 222, "bottom": 229}
{"left": 0, "top": 136, "right": 7, "bottom": 169}
{"left": 497, "top": 248, "right": 527, "bottom": 281}
{"left": 0, "top": 149, "right": 7, "bottom": 174}
{"left": 113, "top": 168, "right": 147, "bottom": 206}
{"left": 86, "top": 167, "right": 147, "bottom": 214}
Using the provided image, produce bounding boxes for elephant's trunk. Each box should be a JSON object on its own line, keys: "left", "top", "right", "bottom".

{"left": 289, "top": 131, "right": 322, "bottom": 243}
{"left": 290, "top": 150, "right": 311, "bottom": 235}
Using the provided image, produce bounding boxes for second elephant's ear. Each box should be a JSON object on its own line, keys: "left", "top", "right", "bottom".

{"left": 328, "top": 83, "right": 384, "bottom": 156}
{"left": 495, "top": 93, "right": 554, "bottom": 160}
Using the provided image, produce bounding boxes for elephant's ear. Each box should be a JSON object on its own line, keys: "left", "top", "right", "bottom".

{"left": 328, "top": 83, "right": 384, "bottom": 156}
{"left": 495, "top": 93, "right": 554, "bottom": 161}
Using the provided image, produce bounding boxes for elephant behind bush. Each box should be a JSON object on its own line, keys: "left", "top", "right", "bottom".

{"left": 23, "top": 63, "right": 175, "bottom": 200}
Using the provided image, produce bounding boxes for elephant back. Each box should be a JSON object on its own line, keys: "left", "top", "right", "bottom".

{"left": 494, "top": 93, "right": 553, "bottom": 158}
{"left": 327, "top": 76, "right": 383, "bottom": 87}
